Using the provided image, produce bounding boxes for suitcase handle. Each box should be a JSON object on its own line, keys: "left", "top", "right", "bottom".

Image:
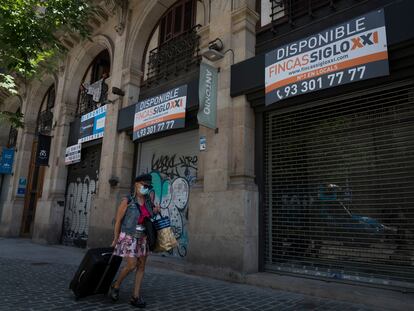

{"left": 95, "top": 254, "right": 117, "bottom": 294}
{"left": 101, "top": 252, "right": 112, "bottom": 256}
{"left": 78, "top": 270, "right": 86, "bottom": 283}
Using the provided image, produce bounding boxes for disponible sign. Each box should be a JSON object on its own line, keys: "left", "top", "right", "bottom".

{"left": 78, "top": 105, "right": 107, "bottom": 144}
{"left": 65, "top": 144, "right": 81, "bottom": 165}
{"left": 133, "top": 85, "right": 187, "bottom": 140}
{"left": 265, "top": 9, "right": 389, "bottom": 105}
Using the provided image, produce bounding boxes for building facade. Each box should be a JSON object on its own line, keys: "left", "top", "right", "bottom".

{"left": 0, "top": 0, "right": 413, "bottom": 306}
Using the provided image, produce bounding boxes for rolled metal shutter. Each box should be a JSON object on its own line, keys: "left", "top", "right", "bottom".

{"left": 264, "top": 80, "right": 414, "bottom": 289}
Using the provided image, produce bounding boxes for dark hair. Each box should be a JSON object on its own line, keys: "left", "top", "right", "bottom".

{"left": 134, "top": 173, "right": 152, "bottom": 183}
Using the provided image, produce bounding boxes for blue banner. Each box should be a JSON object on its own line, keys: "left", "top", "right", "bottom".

{"left": 0, "top": 147, "right": 15, "bottom": 174}
{"left": 78, "top": 105, "right": 107, "bottom": 143}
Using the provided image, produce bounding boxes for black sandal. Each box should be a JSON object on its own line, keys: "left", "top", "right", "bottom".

{"left": 130, "top": 295, "right": 146, "bottom": 308}
{"left": 109, "top": 283, "right": 120, "bottom": 302}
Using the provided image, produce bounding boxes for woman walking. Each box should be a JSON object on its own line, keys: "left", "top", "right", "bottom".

{"left": 109, "top": 173, "right": 160, "bottom": 308}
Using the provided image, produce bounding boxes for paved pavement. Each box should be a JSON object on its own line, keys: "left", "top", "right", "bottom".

{"left": 0, "top": 238, "right": 378, "bottom": 311}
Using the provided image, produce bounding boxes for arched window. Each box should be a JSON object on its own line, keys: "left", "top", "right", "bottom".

{"left": 77, "top": 50, "right": 111, "bottom": 116}
{"left": 37, "top": 85, "right": 55, "bottom": 135}
{"left": 159, "top": 0, "right": 196, "bottom": 45}
{"left": 143, "top": 0, "right": 200, "bottom": 87}
{"left": 7, "top": 108, "right": 20, "bottom": 148}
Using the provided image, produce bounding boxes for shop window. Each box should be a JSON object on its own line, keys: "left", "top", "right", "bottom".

{"left": 77, "top": 50, "right": 110, "bottom": 116}
{"left": 143, "top": 0, "right": 200, "bottom": 87}
{"left": 37, "top": 85, "right": 55, "bottom": 135}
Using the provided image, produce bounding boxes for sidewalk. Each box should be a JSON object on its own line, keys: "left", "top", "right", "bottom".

{"left": 0, "top": 238, "right": 384, "bottom": 310}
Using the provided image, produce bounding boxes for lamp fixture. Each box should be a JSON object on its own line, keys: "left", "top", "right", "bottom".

{"left": 112, "top": 86, "right": 125, "bottom": 97}
{"left": 202, "top": 38, "right": 224, "bottom": 61}
{"left": 108, "top": 176, "right": 119, "bottom": 187}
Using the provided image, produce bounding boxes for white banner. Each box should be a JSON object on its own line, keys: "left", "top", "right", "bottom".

{"left": 65, "top": 144, "right": 81, "bottom": 165}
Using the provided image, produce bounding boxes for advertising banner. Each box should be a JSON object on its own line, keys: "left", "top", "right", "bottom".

{"left": 16, "top": 177, "right": 27, "bottom": 196}
{"left": 78, "top": 105, "right": 107, "bottom": 144}
{"left": 65, "top": 144, "right": 81, "bottom": 165}
{"left": 198, "top": 62, "right": 218, "bottom": 129}
{"left": 133, "top": 85, "right": 187, "bottom": 140}
{"left": 0, "top": 147, "right": 15, "bottom": 174}
{"left": 36, "top": 134, "right": 52, "bottom": 166}
{"left": 265, "top": 9, "right": 389, "bottom": 105}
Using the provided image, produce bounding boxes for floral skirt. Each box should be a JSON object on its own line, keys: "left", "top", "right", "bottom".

{"left": 113, "top": 232, "right": 149, "bottom": 258}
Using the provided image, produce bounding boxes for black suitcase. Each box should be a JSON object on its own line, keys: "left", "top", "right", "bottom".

{"left": 70, "top": 247, "right": 122, "bottom": 299}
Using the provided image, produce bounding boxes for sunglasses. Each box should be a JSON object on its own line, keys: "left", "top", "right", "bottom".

{"left": 142, "top": 184, "right": 153, "bottom": 190}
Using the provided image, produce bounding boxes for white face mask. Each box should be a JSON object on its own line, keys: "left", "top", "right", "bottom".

{"left": 139, "top": 185, "right": 149, "bottom": 195}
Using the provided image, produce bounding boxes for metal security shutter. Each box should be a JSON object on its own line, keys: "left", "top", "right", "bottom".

{"left": 62, "top": 144, "right": 101, "bottom": 248}
{"left": 264, "top": 80, "right": 414, "bottom": 289}
{"left": 137, "top": 130, "right": 198, "bottom": 258}
{"left": 138, "top": 130, "right": 198, "bottom": 174}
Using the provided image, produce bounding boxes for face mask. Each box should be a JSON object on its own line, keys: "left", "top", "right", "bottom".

{"left": 139, "top": 185, "right": 149, "bottom": 195}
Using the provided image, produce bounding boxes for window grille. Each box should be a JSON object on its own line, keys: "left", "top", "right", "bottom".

{"left": 37, "top": 86, "right": 55, "bottom": 135}
{"left": 145, "top": 25, "right": 201, "bottom": 87}
{"left": 77, "top": 79, "right": 108, "bottom": 116}
{"left": 7, "top": 126, "right": 18, "bottom": 148}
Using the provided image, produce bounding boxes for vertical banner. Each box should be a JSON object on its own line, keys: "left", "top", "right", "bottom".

{"left": 198, "top": 62, "right": 218, "bottom": 129}
{"left": 0, "top": 147, "right": 15, "bottom": 174}
{"left": 36, "top": 134, "right": 52, "bottom": 166}
{"left": 133, "top": 85, "right": 187, "bottom": 140}
{"left": 265, "top": 9, "right": 388, "bottom": 105}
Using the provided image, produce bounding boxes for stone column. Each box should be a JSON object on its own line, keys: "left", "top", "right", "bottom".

{"left": 188, "top": 2, "right": 259, "bottom": 273}
{"left": 0, "top": 117, "right": 36, "bottom": 237}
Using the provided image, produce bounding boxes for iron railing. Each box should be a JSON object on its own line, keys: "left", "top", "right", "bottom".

{"left": 37, "top": 110, "right": 53, "bottom": 135}
{"left": 7, "top": 126, "right": 18, "bottom": 148}
{"left": 271, "top": 0, "right": 337, "bottom": 25}
{"left": 77, "top": 79, "right": 108, "bottom": 116}
{"left": 145, "top": 25, "right": 201, "bottom": 86}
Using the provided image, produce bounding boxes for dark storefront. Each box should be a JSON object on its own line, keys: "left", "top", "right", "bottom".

{"left": 117, "top": 0, "right": 201, "bottom": 258}
{"left": 61, "top": 50, "right": 110, "bottom": 247}
{"left": 232, "top": 0, "right": 414, "bottom": 289}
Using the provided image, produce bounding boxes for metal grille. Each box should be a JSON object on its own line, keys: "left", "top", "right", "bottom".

{"left": 271, "top": 0, "right": 337, "bottom": 24}
{"left": 37, "top": 110, "right": 53, "bottom": 135}
{"left": 145, "top": 25, "right": 201, "bottom": 87}
{"left": 62, "top": 144, "right": 101, "bottom": 248}
{"left": 7, "top": 126, "right": 18, "bottom": 148}
{"left": 264, "top": 81, "right": 414, "bottom": 289}
{"left": 77, "top": 80, "right": 108, "bottom": 116}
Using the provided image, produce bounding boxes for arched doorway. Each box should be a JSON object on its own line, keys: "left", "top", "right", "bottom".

{"left": 61, "top": 49, "right": 110, "bottom": 248}
{"left": 21, "top": 86, "right": 55, "bottom": 237}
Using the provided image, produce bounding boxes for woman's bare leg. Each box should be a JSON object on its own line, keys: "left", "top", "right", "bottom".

{"left": 133, "top": 255, "right": 148, "bottom": 298}
{"left": 114, "top": 257, "right": 137, "bottom": 288}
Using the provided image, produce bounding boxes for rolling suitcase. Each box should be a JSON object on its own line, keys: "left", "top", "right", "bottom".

{"left": 70, "top": 247, "right": 122, "bottom": 299}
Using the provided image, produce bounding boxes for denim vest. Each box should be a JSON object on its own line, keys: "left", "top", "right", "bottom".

{"left": 120, "top": 195, "right": 153, "bottom": 235}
